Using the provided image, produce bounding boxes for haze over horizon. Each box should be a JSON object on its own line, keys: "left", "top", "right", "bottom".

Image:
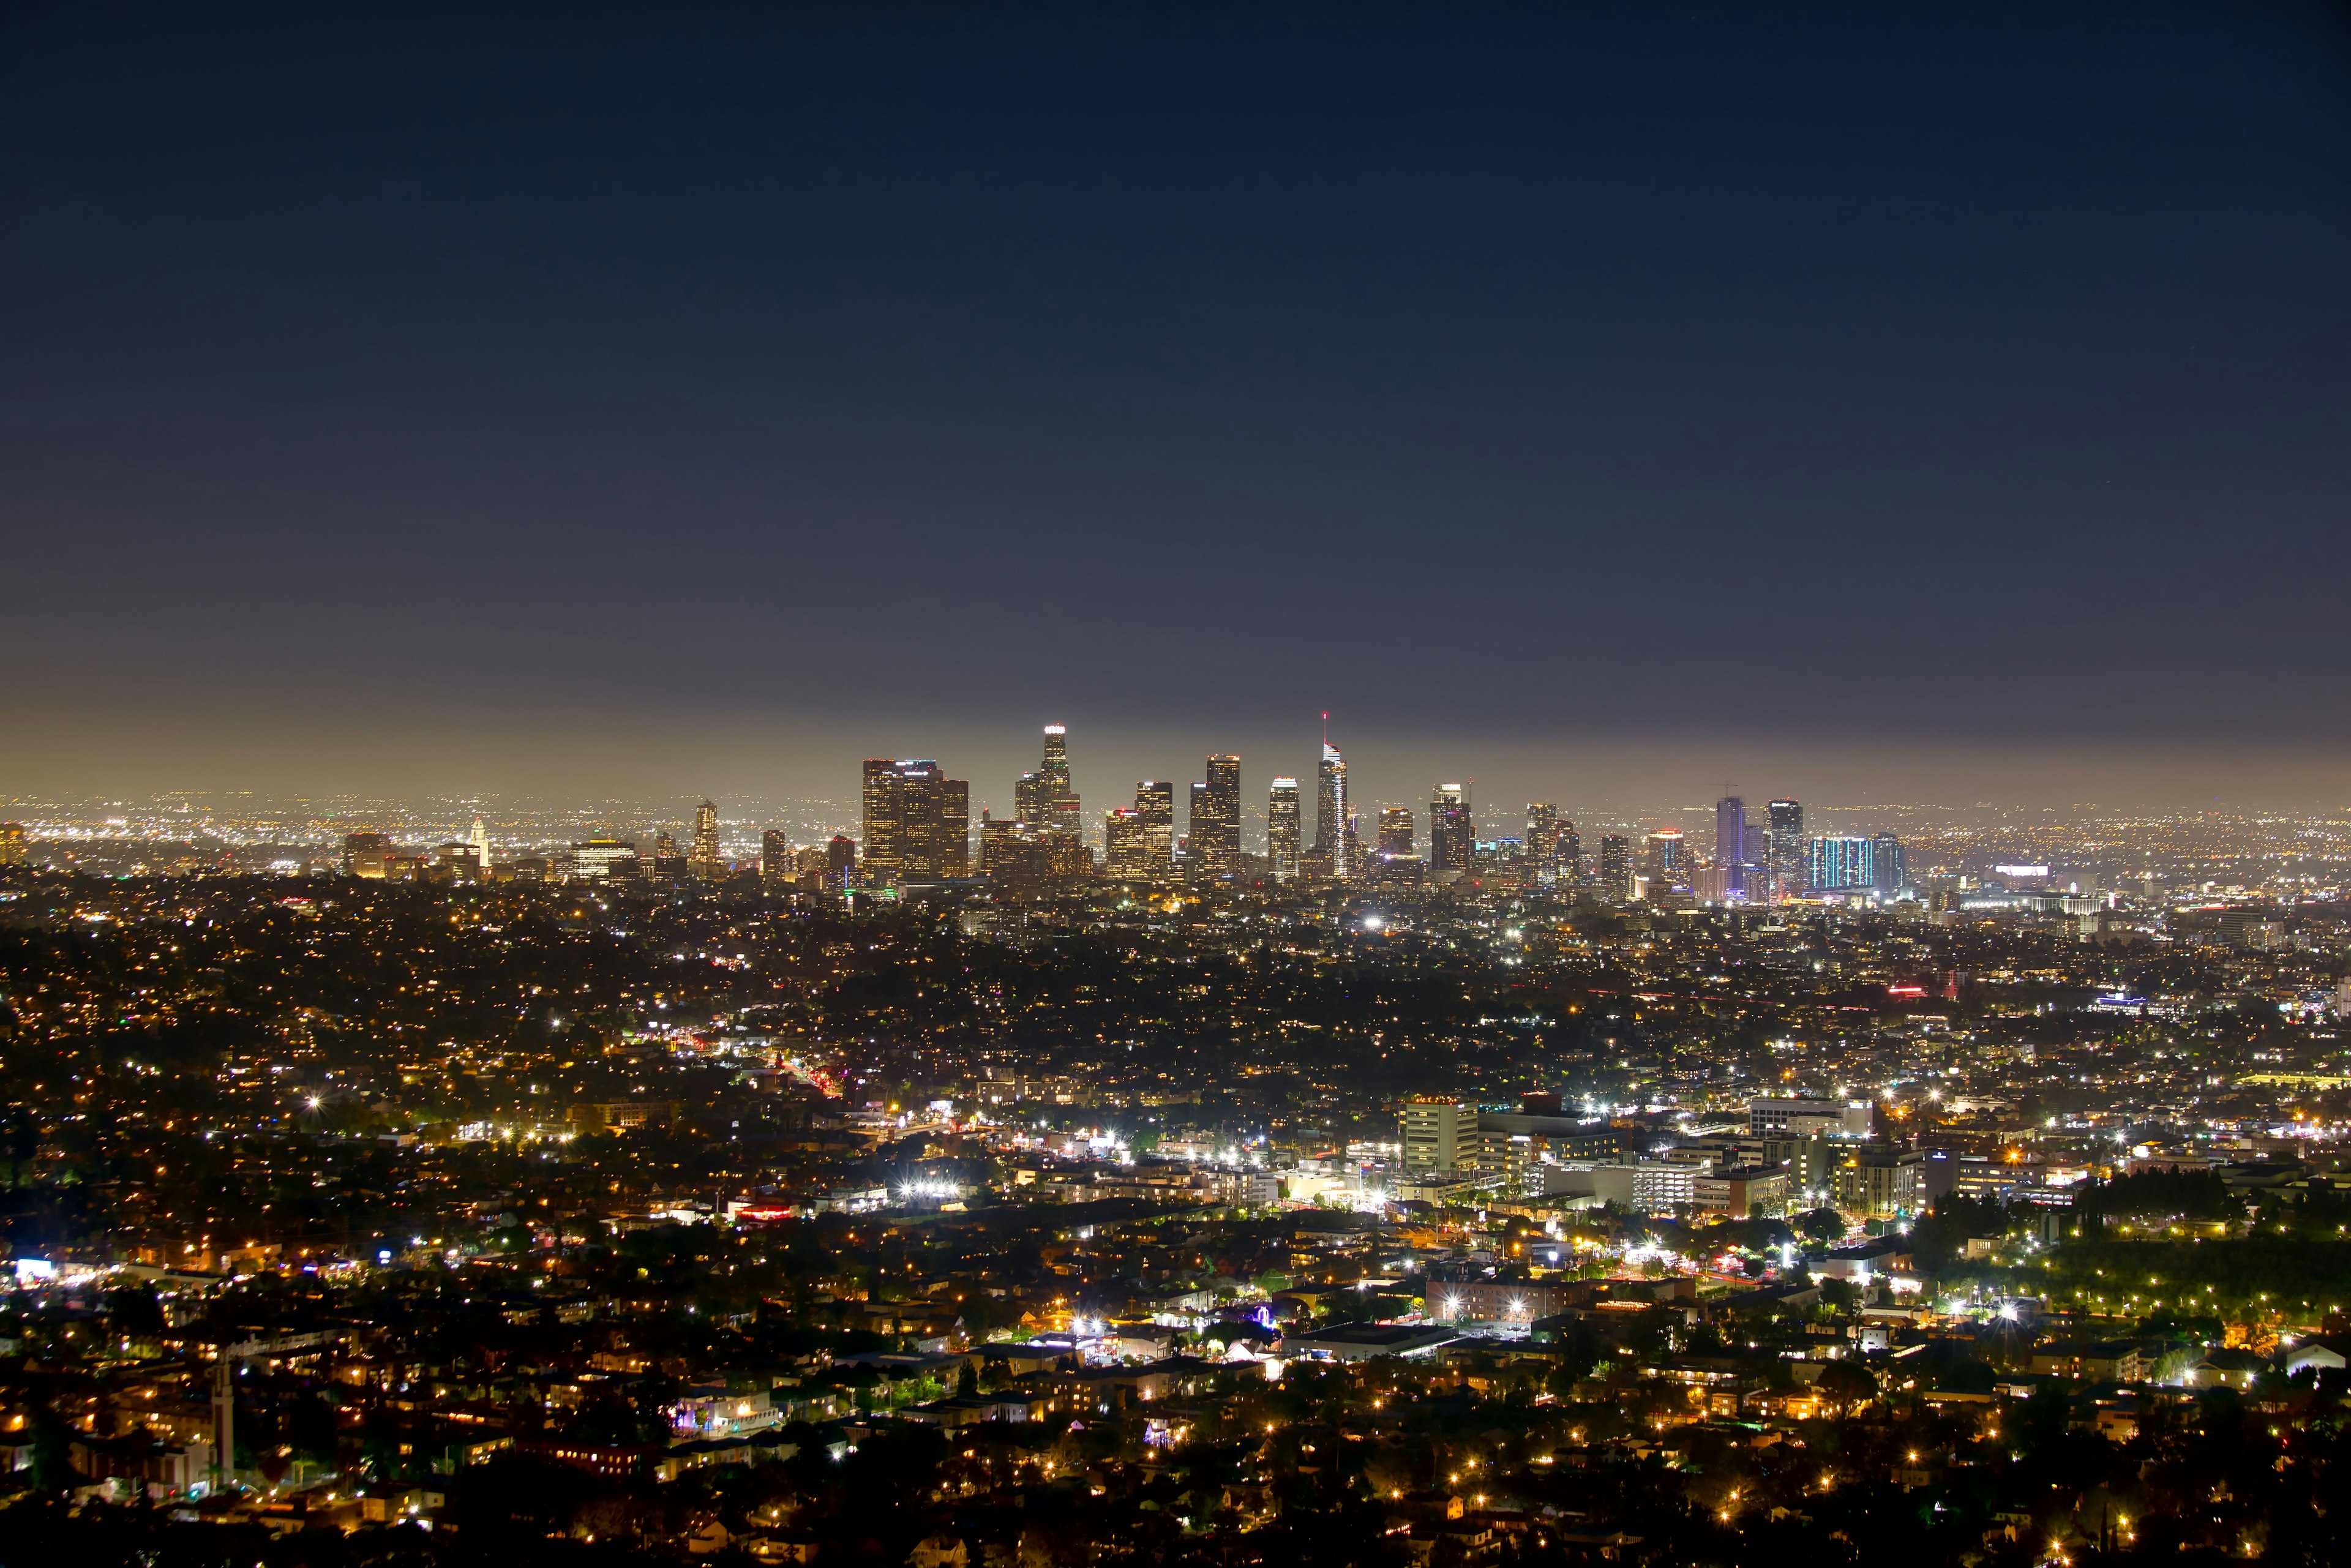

{"left": 5, "top": 2, "right": 2347, "bottom": 809}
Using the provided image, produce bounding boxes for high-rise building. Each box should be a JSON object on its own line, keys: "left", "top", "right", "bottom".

{"left": 1401, "top": 1098, "right": 1481, "bottom": 1174}
{"left": 1010, "top": 726, "right": 1081, "bottom": 836}
{"left": 1644, "top": 828, "right": 1684, "bottom": 882}
{"left": 342, "top": 830, "right": 392, "bottom": 878}
{"left": 1188, "top": 754, "right": 1241, "bottom": 879}
{"left": 1809, "top": 835, "right": 1875, "bottom": 890}
{"left": 1103, "top": 808, "right": 1150, "bottom": 879}
{"left": 1526, "top": 804, "right": 1559, "bottom": 866}
{"left": 1870, "top": 833, "right": 1906, "bottom": 893}
{"left": 1376, "top": 806, "right": 1415, "bottom": 858}
{"left": 761, "top": 829, "right": 793, "bottom": 885}
{"left": 861, "top": 760, "right": 970, "bottom": 882}
{"left": 1714, "top": 797, "right": 1744, "bottom": 896}
{"left": 1599, "top": 834, "right": 1633, "bottom": 899}
{"left": 1767, "top": 799, "right": 1805, "bottom": 884}
{"left": 568, "top": 838, "right": 639, "bottom": 881}
{"left": 689, "top": 800, "right": 722, "bottom": 880}
{"left": 825, "top": 835, "right": 858, "bottom": 890}
{"left": 1429, "top": 784, "right": 1472, "bottom": 878}
{"left": 1133, "top": 781, "right": 1175, "bottom": 877}
{"left": 465, "top": 816, "right": 493, "bottom": 875}
{"left": 1313, "top": 737, "right": 1348, "bottom": 879}
{"left": 861, "top": 760, "right": 902, "bottom": 881}
{"left": 1267, "top": 779, "right": 1302, "bottom": 880}
{"left": 1557, "top": 821, "right": 1582, "bottom": 882}
{"left": 0, "top": 822, "right": 23, "bottom": 866}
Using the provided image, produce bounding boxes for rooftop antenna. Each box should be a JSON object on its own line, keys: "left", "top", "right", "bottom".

{"left": 1321, "top": 711, "right": 1329, "bottom": 745}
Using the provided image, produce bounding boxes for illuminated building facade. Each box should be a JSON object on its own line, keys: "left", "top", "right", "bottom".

{"left": 689, "top": 800, "right": 722, "bottom": 880}
{"left": 1429, "top": 784, "right": 1471, "bottom": 878}
{"left": 1809, "top": 835, "right": 1875, "bottom": 890}
{"left": 342, "top": 830, "right": 392, "bottom": 878}
{"left": 1376, "top": 806, "right": 1414, "bottom": 858}
{"left": 1134, "top": 781, "right": 1175, "bottom": 877}
{"left": 1599, "top": 834, "right": 1633, "bottom": 899}
{"left": 1312, "top": 740, "right": 1348, "bottom": 879}
{"left": 861, "top": 760, "right": 970, "bottom": 883}
{"left": 1188, "top": 754, "right": 1240, "bottom": 879}
{"left": 1267, "top": 778, "right": 1300, "bottom": 880}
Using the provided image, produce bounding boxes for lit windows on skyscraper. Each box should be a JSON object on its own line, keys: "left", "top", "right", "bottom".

{"left": 1599, "top": 834, "right": 1633, "bottom": 899}
{"left": 861, "top": 759, "right": 970, "bottom": 883}
{"left": 1313, "top": 736, "right": 1348, "bottom": 879}
{"left": 1429, "top": 784, "right": 1472, "bottom": 879}
{"left": 1267, "top": 778, "right": 1301, "bottom": 880}
{"left": 1377, "top": 806, "right": 1415, "bottom": 858}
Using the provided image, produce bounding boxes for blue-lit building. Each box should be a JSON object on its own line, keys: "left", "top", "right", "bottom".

{"left": 1809, "top": 835, "right": 1875, "bottom": 890}
{"left": 1870, "top": 833, "right": 1906, "bottom": 893}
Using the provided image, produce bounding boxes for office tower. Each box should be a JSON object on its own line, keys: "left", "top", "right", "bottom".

{"left": 1401, "top": 1098, "right": 1482, "bottom": 1174}
{"left": 761, "top": 829, "right": 793, "bottom": 885}
{"left": 1188, "top": 754, "right": 1241, "bottom": 879}
{"left": 1313, "top": 736, "right": 1348, "bottom": 879}
{"left": 1185, "top": 782, "right": 1218, "bottom": 879}
{"left": 0, "top": 822, "right": 22, "bottom": 866}
{"left": 689, "top": 800, "right": 722, "bottom": 880}
{"left": 1024, "top": 724, "right": 1081, "bottom": 833}
{"left": 1103, "top": 808, "right": 1149, "bottom": 879}
{"left": 1871, "top": 833, "right": 1905, "bottom": 893}
{"left": 342, "top": 830, "right": 392, "bottom": 878}
{"left": 1767, "top": 799, "right": 1804, "bottom": 883}
{"left": 1644, "top": 827, "right": 1684, "bottom": 881}
{"left": 1526, "top": 804, "right": 1559, "bottom": 866}
{"left": 1133, "top": 781, "right": 1175, "bottom": 877}
{"left": 465, "top": 816, "right": 493, "bottom": 874}
{"left": 1376, "top": 806, "right": 1415, "bottom": 858}
{"left": 1714, "top": 797, "right": 1744, "bottom": 895}
{"left": 1429, "top": 784, "right": 1472, "bottom": 877}
{"left": 569, "top": 838, "right": 639, "bottom": 880}
{"left": 1599, "top": 834, "right": 1633, "bottom": 899}
{"left": 825, "top": 835, "right": 858, "bottom": 889}
{"left": 1267, "top": 778, "right": 1302, "bottom": 880}
{"left": 1809, "top": 835, "right": 1875, "bottom": 890}
{"left": 1557, "top": 821, "right": 1581, "bottom": 881}
{"left": 861, "top": 760, "right": 970, "bottom": 882}
{"left": 862, "top": 760, "right": 902, "bottom": 881}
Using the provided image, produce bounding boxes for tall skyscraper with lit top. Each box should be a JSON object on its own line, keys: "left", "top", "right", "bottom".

{"left": 1313, "top": 731, "right": 1348, "bottom": 880}
{"left": 861, "top": 760, "right": 969, "bottom": 883}
{"left": 1430, "top": 784, "right": 1472, "bottom": 879}
{"left": 1015, "top": 725, "right": 1081, "bottom": 833}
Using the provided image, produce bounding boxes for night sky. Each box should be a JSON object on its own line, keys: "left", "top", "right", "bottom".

{"left": 4, "top": 3, "right": 2348, "bottom": 811}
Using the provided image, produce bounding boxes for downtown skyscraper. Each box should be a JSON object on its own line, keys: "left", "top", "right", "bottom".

{"left": 1715, "top": 795, "right": 1745, "bottom": 896}
{"left": 861, "top": 759, "right": 970, "bottom": 883}
{"left": 1267, "top": 778, "right": 1301, "bottom": 881}
{"left": 1187, "top": 754, "right": 1242, "bottom": 880}
{"left": 1312, "top": 734, "right": 1348, "bottom": 880}
{"left": 1429, "top": 783, "right": 1472, "bottom": 880}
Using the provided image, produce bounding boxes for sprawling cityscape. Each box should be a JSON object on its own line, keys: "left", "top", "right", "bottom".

{"left": 9, "top": 1, "right": 2347, "bottom": 1563}
{"left": 2, "top": 720, "right": 2350, "bottom": 1564}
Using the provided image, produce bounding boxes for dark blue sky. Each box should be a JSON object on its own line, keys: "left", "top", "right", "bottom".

{"left": 4, "top": 2, "right": 2348, "bottom": 804}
